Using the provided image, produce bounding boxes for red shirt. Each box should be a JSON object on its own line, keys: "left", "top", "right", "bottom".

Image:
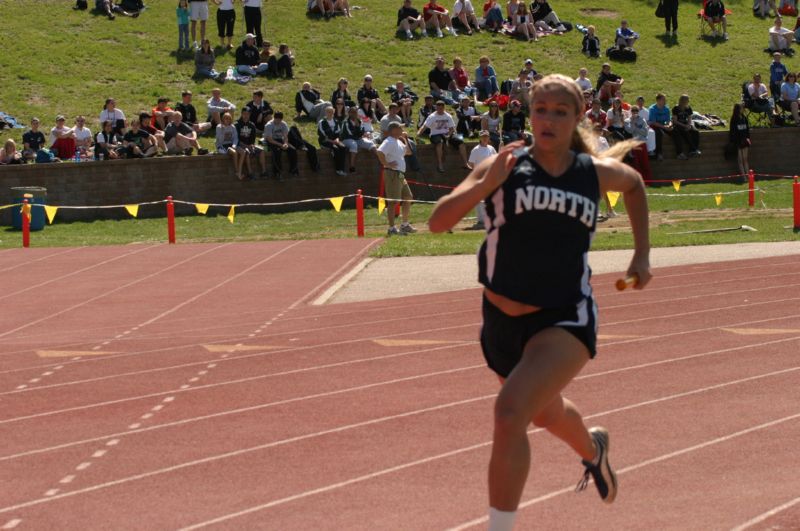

{"left": 585, "top": 109, "right": 607, "bottom": 129}
{"left": 423, "top": 2, "right": 446, "bottom": 21}
{"left": 450, "top": 67, "right": 470, "bottom": 89}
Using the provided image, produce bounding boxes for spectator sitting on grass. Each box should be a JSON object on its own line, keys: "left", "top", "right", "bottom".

{"left": 244, "top": 89, "right": 274, "bottom": 132}
{"left": 331, "top": 78, "right": 355, "bottom": 108}
{"left": 453, "top": 0, "right": 481, "bottom": 34}
{"left": 73, "top": 116, "right": 93, "bottom": 159}
{"left": 575, "top": 67, "right": 593, "bottom": 92}
{"left": 417, "top": 94, "right": 436, "bottom": 136}
{"left": 397, "top": 0, "right": 425, "bottom": 39}
{"left": 770, "top": 52, "right": 788, "bottom": 99}
{"left": 480, "top": 100, "right": 502, "bottom": 149}
{"left": 318, "top": 106, "right": 348, "bottom": 176}
{"left": 332, "top": 98, "right": 348, "bottom": 122}
{"left": 509, "top": 71, "right": 532, "bottom": 110}
{"left": 358, "top": 74, "right": 387, "bottom": 117}
{"left": 263, "top": 111, "right": 299, "bottom": 179}
{"left": 341, "top": 106, "right": 378, "bottom": 172}
{"left": 531, "top": 0, "right": 565, "bottom": 32}
{"left": 235, "top": 107, "right": 268, "bottom": 180}
{"left": 418, "top": 100, "right": 468, "bottom": 172}
{"left": 450, "top": 57, "right": 477, "bottom": 97}
{"left": 308, "top": 0, "right": 334, "bottom": 19}
{"left": 502, "top": 99, "right": 527, "bottom": 143}
{"left": 94, "top": 120, "right": 121, "bottom": 160}
{"left": 482, "top": 0, "right": 504, "bottom": 32}
{"left": 295, "top": 82, "right": 330, "bottom": 121}
{"left": 769, "top": 17, "right": 795, "bottom": 53}
{"left": 0, "top": 140, "right": 22, "bottom": 165}
{"left": 596, "top": 62, "right": 624, "bottom": 104}
{"left": 195, "top": 39, "right": 222, "bottom": 79}
{"left": 755, "top": 0, "right": 779, "bottom": 18}
{"left": 49, "top": 115, "right": 76, "bottom": 160}
{"left": 521, "top": 58, "right": 537, "bottom": 80}
{"left": 648, "top": 92, "right": 679, "bottom": 161}
{"left": 22, "top": 118, "right": 46, "bottom": 162}
{"left": 215, "top": 112, "right": 240, "bottom": 176}
{"left": 391, "top": 81, "right": 416, "bottom": 126}
{"left": 582, "top": 25, "right": 601, "bottom": 57}
{"left": 236, "top": 33, "right": 270, "bottom": 76}
{"left": 780, "top": 71, "right": 800, "bottom": 124}
{"left": 456, "top": 95, "right": 481, "bottom": 137}
{"left": 95, "top": 0, "right": 139, "bottom": 19}
{"left": 514, "top": 2, "right": 538, "bottom": 42}
{"left": 429, "top": 57, "right": 458, "bottom": 103}
{"left": 139, "top": 113, "right": 167, "bottom": 153}
{"left": 176, "top": 90, "right": 213, "bottom": 135}
{"left": 423, "top": 0, "right": 458, "bottom": 37}
{"left": 123, "top": 119, "right": 157, "bottom": 158}
{"left": 615, "top": 19, "right": 639, "bottom": 48}
{"left": 747, "top": 73, "right": 776, "bottom": 124}
{"left": 357, "top": 98, "right": 380, "bottom": 141}
{"left": 100, "top": 98, "right": 127, "bottom": 136}
{"left": 207, "top": 87, "right": 236, "bottom": 127}
{"left": 672, "top": 94, "right": 701, "bottom": 159}
{"left": 164, "top": 111, "right": 207, "bottom": 155}
{"left": 474, "top": 56, "right": 499, "bottom": 100}
{"left": 275, "top": 44, "right": 295, "bottom": 78}
{"left": 585, "top": 98, "right": 608, "bottom": 133}
{"left": 151, "top": 97, "right": 175, "bottom": 130}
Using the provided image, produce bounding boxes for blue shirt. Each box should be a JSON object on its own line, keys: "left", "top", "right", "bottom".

{"left": 782, "top": 82, "right": 800, "bottom": 101}
{"left": 648, "top": 104, "right": 671, "bottom": 125}
{"left": 771, "top": 61, "right": 788, "bottom": 85}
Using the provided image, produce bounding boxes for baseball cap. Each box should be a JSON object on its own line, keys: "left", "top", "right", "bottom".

{"left": 525, "top": 58, "right": 533, "bottom": 64}
{"left": 424, "top": 94, "right": 434, "bottom": 100}
{"left": 364, "top": 74, "right": 373, "bottom": 81}
{"left": 55, "top": 115, "right": 65, "bottom": 121}
{"left": 510, "top": 100, "right": 521, "bottom": 107}
{"left": 245, "top": 33, "right": 256, "bottom": 39}
{"left": 479, "top": 130, "right": 490, "bottom": 137}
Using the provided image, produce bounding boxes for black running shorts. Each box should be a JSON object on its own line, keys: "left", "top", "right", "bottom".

{"left": 479, "top": 294, "right": 597, "bottom": 378}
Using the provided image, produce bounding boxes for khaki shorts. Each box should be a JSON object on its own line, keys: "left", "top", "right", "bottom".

{"left": 190, "top": 1, "right": 209, "bottom": 21}
{"left": 384, "top": 169, "right": 412, "bottom": 201}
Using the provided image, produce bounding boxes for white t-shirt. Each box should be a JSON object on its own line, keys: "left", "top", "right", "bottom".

{"left": 74, "top": 127, "right": 93, "bottom": 144}
{"left": 218, "top": 0, "right": 234, "bottom": 8}
{"left": 636, "top": 106, "right": 650, "bottom": 122}
{"left": 454, "top": 0, "right": 475, "bottom": 16}
{"left": 469, "top": 143, "right": 496, "bottom": 166}
{"left": 423, "top": 111, "right": 455, "bottom": 136}
{"left": 378, "top": 136, "right": 408, "bottom": 173}
{"left": 575, "top": 77, "right": 593, "bottom": 92}
{"left": 99, "top": 108, "right": 125, "bottom": 124}
{"left": 243, "top": 0, "right": 262, "bottom": 6}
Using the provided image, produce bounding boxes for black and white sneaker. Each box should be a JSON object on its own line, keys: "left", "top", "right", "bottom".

{"left": 575, "top": 427, "right": 617, "bottom": 504}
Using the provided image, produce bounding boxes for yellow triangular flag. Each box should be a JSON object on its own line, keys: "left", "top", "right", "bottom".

{"left": 715, "top": 194, "right": 723, "bottom": 206}
{"left": 195, "top": 203, "right": 209, "bottom": 215}
{"left": 44, "top": 205, "right": 58, "bottom": 224}
{"left": 124, "top": 204, "right": 139, "bottom": 218}
{"left": 227, "top": 205, "right": 235, "bottom": 223}
{"left": 329, "top": 196, "right": 344, "bottom": 212}
{"left": 378, "top": 197, "right": 386, "bottom": 215}
{"left": 606, "top": 191, "right": 620, "bottom": 208}
{"left": 672, "top": 180, "right": 681, "bottom": 192}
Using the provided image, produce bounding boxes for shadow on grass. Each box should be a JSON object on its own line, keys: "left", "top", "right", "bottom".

{"left": 655, "top": 33, "right": 680, "bottom": 48}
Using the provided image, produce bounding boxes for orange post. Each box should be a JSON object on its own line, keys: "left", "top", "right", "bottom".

{"left": 166, "top": 195, "right": 176, "bottom": 244}
{"left": 356, "top": 189, "right": 365, "bottom": 237}
{"left": 793, "top": 176, "right": 800, "bottom": 233}
{"left": 748, "top": 169, "right": 755, "bottom": 207}
{"left": 21, "top": 199, "right": 30, "bottom": 248}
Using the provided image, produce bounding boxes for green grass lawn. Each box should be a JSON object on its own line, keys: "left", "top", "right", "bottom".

{"left": 0, "top": 0, "right": 787, "bottom": 148}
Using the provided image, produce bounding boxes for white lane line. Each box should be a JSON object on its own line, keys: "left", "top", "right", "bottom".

{"left": 75, "top": 462, "right": 91, "bottom": 471}
{"left": 140, "top": 413, "right": 153, "bottom": 420}
{"left": 0, "top": 244, "right": 230, "bottom": 340}
{"left": 128, "top": 423, "right": 141, "bottom": 430}
{"left": 1, "top": 518, "right": 21, "bottom": 529}
{"left": 0, "top": 342, "right": 477, "bottom": 424}
{"left": 41, "top": 372, "right": 53, "bottom": 376}
{"left": 188, "top": 378, "right": 199, "bottom": 383}
{"left": 58, "top": 475, "right": 75, "bottom": 484}
{"left": 43, "top": 489, "right": 58, "bottom": 497}
{"left": 163, "top": 397, "right": 175, "bottom": 403}
{"left": 14, "top": 385, "right": 26, "bottom": 390}
{"left": 106, "top": 439, "right": 119, "bottom": 446}
{"left": 0, "top": 246, "right": 83, "bottom": 275}
{"left": 311, "top": 258, "right": 373, "bottom": 306}
{"left": 730, "top": 496, "right": 800, "bottom": 531}
{"left": 92, "top": 450, "right": 107, "bottom": 458}
{"left": 27, "top": 378, "right": 40, "bottom": 384}
{"left": 2, "top": 365, "right": 798, "bottom": 517}
{"left": 448, "top": 413, "right": 800, "bottom": 530}
{"left": 151, "top": 405, "right": 164, "bottom": 412}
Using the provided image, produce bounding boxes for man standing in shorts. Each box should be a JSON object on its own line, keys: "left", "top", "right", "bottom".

{"left": 377, "top": 122, "right": 417, "bottom": 236}
{"left": 189, "top": 0, "right": 209, "bottom": 50}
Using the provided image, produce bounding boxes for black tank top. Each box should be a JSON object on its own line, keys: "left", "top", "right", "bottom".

{"left": 478, "top": 151, "right": 599, "bottom": 307}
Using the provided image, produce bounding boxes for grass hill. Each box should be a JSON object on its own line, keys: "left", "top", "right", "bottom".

{"left": 0, "top": 0, "right": 787, "bottom": 148}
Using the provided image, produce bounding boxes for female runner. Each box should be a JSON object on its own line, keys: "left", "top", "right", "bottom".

{"left": 428, "top": 74, "right": 651, "bottom": 530}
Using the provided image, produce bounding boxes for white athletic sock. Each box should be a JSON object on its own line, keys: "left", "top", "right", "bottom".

{"left": 488, "top": 507, "right": 516, "bottom": 531}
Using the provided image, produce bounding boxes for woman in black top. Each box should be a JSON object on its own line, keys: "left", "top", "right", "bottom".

{"left": 429, "top": 74, "right": 651, "bottom": 531}
{"left": 729, "top": 103, "right": 751, "bottom": 178}
{"left": 662, "top": 0, "right": 679, "bottom": 35}
{"left": 331, "top": 78, "right": 355, "bottom": 109}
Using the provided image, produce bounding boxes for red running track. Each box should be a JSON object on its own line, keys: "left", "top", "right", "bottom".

{"left": 0, "top": 241, "right": 799, "bottom": 530}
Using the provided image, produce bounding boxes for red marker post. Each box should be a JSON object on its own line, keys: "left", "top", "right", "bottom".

{"left": 356, "top": 189, "right": 365, "bottom": 237}
{"left": 166, "top": 195, "right": 176, "bottom": 244}
{"left": 21, "top": 199, "right": 30, "bottom": 248}
{"left": 793, "top": 175, "right": 800, "bottom": 233}
{"left": 748, "top": 169, "right": 755, "bottom": 207}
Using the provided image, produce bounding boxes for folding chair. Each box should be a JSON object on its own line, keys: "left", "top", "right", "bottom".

{"left": 741, "top": 81, "right": 774, "bottom": 127}
{"left": 698, "top": 0, "right": 732, "bottom": 39}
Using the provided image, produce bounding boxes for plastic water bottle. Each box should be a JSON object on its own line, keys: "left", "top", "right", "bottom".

{"left": 226, "top": 67, "right": 234, "bottom": 81}
{"left": 75, "top": 149, "right": 81, "bottom": 163}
